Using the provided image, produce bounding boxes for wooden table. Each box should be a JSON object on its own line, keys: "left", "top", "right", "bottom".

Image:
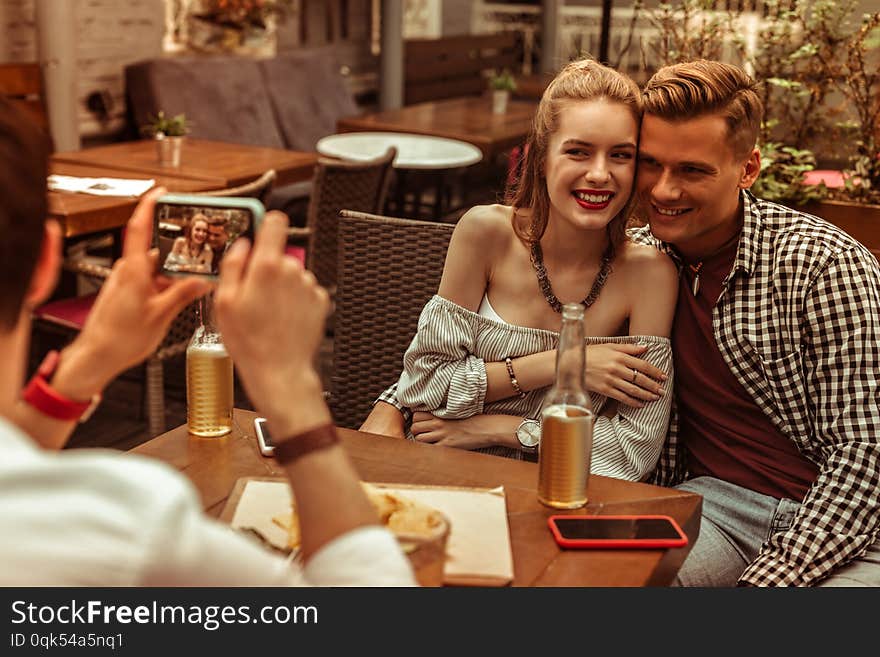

{"left": 48, "top": 162, "right": 223, "bottom": 240}
{"left": 133, "top": 409, "right": 702, "bottom": 587}
{"left": 337, "top": 96, "right": 538, "bottom": 162}
{"left": 52, "top": 138, "right": 318, "bottom": 188}
{"left": 514, "top": 72, "right": 554, "bottom": 100}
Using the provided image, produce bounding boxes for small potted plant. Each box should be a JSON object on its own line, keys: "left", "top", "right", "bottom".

{"left": 489, "top": 69, "right": 517, "bottom": 114}
{"left": 143, "top": 111, "right": 191, "bottom": 167}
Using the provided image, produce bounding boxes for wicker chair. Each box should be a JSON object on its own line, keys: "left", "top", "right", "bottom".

{"left": 191, "top": 168, "right": 277, "bottom": 206}
{"left": 32, "top": 170, "right": 278, "bottom": 438}
{"left": 289, "top": 148, "right": 396, "bottom": 294}
{"left": 330, "top": 210, "right": 453, "bottom": 429}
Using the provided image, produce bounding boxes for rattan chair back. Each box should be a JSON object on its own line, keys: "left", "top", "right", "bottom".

{"left": 331, "top": 210, "right": 453, "bottom": 429}
{"left": 306, "top": 148, "right": 396, "bottom": 291}
{"left": 192, "top": 169, "right": 277, "bottom": 206}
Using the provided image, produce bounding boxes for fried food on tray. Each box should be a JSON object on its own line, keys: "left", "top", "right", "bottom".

{"left": 272, "top": 482, "right": 446, "bottom": 549}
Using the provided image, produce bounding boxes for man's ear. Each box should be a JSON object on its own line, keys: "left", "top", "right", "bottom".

{"left": 738, "top": 148, "right": 761, "bottom": 190}
{"left": 23, "top": 220, "right": 62, "bottom": 309}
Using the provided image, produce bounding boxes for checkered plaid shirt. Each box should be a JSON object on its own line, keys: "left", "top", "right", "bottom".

{"left": 630, "top": 190, "right": 880, "bottom": 586}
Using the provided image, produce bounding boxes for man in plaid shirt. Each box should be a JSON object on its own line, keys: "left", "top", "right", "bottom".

{"left": 631, "top": 60, "right": 879, "bottom": 586}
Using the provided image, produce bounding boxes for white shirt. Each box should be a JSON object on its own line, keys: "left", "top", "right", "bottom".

{"left": 0, "top": 417, "right": 416, "bottom": 586}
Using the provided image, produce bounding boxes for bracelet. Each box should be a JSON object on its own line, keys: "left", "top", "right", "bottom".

{"left": 274, "top": 423, "right": 340, "bottom": 465}
{"left": 504, "top": 357, "right": 526, "bottom": 399}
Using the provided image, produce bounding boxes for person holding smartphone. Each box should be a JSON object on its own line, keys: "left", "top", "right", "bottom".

{"left": 0, "top": 98, "right": 416, "bottom": 586}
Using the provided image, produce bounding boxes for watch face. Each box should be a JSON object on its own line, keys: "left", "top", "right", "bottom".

{"left": 517, "top": 420, "right": 541, "bottom": 448}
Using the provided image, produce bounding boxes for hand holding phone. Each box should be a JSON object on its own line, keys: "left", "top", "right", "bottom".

{"left": 548, "top": 514, "right": 688, "bottom": 549}
{"left": 254, "top": 417, "right": 274, "bottom": 457}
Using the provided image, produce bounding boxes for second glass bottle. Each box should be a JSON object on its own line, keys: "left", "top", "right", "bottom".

{"left": 537, "top": 302, "right": 594, "bottom": 508}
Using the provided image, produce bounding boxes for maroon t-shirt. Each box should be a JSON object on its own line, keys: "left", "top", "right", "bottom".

{"left": 672, "top": 239, "right": 818, "bottom": 501}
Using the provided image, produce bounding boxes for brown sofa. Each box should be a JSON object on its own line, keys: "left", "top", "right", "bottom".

{"left": 125, "top": 46, "right": 359, "bottom": 150}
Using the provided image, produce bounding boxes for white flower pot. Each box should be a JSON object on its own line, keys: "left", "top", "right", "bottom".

{"left": 156, "top": 134, "right": 184, "bottom": 167}
{"left": 492, "top": 90, "right": 510, "bottom": 114}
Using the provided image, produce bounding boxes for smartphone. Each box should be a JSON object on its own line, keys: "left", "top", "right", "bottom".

{"left": 548, "top": 514, "right": 688, "bottom": 549}
{"left": 254, "top": 417, "right": 274, "bottom": 457}
{"left": 153, "top": 194, "right": 265, "bottom": 280}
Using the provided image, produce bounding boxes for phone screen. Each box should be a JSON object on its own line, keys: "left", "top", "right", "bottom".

{"left": 256, "top": 418, "right": 273, "bottom": 446}
{"left": 553, "top": 517, "right": 682, "bottom": 541}
{"left": 154, "top": 200, "right": 257, "bottom": 279}
{"left": 255, "top": 417, "right": 275, "bottom": 457}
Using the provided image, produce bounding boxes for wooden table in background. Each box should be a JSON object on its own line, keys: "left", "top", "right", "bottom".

{"left": 48, "top": 162, "right": 223, "bottom": 240}
{"left": 52, "top": 138, "right": 318, "bottom": 188}
{"left": 133, "top": 409, "right": 702, "bottom": 587}
{"left": 514, "top": 72, "right": 554, "bottom": 100}
{"left": 337, "top": 96, "right": 538, "bottom": 162}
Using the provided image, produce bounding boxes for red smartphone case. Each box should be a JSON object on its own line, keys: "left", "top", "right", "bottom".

{"left": 547, "top": 514, "right": 688, "bottom": 549}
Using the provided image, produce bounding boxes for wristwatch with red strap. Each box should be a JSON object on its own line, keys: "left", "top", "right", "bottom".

{"left": 22, "top": 350, "right": 102, "bottom": 422}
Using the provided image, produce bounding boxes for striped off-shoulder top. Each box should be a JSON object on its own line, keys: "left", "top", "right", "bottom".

{"left": 387, "top": 294, "right": 674, "bottom": 481}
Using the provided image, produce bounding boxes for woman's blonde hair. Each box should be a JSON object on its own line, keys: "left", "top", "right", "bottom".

{"left": 506, "top": 58, "right": 642, "bottom": 252}
{"left": 185, "top": 213, "right": 209, "bottom": 243}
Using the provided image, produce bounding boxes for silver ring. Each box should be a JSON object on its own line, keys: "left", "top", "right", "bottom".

{"left": 631, "top": 369, "right": 638, "bottom": 384}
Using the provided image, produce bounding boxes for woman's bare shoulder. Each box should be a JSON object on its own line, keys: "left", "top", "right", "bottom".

{"left": 448, "top": 204, "right": 518, "bottom": 262}
{"left": 454, "top": 204, "right": 516, "bottom": 240}
{"left": 616, "top": 241, "right": 678, "bottom": 298}
{"left": 439, "top": 205, "right": 517, "bottom": 304}
{"left": 619, "top": 240, "right": 676, "bottom": 277}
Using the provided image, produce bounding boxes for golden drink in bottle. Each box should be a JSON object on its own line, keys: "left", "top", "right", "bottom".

{"left": 186, "top": 339, "right": 233, "bottom": 437}
{"left": 537, "top": 404, "right": 593, "bottom": 508}
{"left": 186, "top": 295, "right": 233, "bottom": 437}
{"left": 537, "top": 302, "right": 592, "bottom": 509}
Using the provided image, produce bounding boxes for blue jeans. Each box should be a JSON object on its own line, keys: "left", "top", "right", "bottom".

{"left": 673, "top": 476, "right": 880, "bottom": 587}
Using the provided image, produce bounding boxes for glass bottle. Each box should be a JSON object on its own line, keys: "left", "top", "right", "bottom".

{"left": 186, "top": 294, "right": 234, "bottom": 437}
{"left": 537, "top": 302, "right": 594, "bottom": 509}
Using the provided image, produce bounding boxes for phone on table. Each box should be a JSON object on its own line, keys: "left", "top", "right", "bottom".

{"left": 548, "top": 514, "right": 688, "bottom": 549}
{"left": 254, "top": 417, "right": 274, "bottom": 457}
{"left": 153, "top": 194, "right": 265, "bottom": 280}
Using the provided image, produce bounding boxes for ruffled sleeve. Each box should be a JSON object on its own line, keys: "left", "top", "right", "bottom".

{"left": 396, "top": 296, "right": 489, "bottom": 419}
{"left": 587, "top": 336, "right": 674, "bottom": 481}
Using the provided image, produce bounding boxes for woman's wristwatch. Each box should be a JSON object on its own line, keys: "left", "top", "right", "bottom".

{"left": 516, "top": 418, "right": 541, "bottom": 459}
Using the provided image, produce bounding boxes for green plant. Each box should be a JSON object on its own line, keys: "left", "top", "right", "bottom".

{"left": 489, "top": 69, "right": 517, "bottom": 92}
{"left": 639, "top": 0, "right": 739, "bottom": 66}
{"left": 143, "top": 111, "right": 190, "bottom": 138}
{"left": 751, "top": 140, "right": 829, "bottom": 206}
{"left": 830, "top": 12, "right": 880, "bottom": 204}
{"left": 621, "top": 0, "right": 880, "bottom": 205}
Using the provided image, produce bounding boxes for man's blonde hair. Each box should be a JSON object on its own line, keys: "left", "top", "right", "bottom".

{"left": 642, "top": 60, "right": 762, "bottom": 160}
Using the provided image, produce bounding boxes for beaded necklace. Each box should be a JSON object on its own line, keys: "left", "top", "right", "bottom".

{"left": 529, "top": 242, "right": 614, "bottom": 313}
